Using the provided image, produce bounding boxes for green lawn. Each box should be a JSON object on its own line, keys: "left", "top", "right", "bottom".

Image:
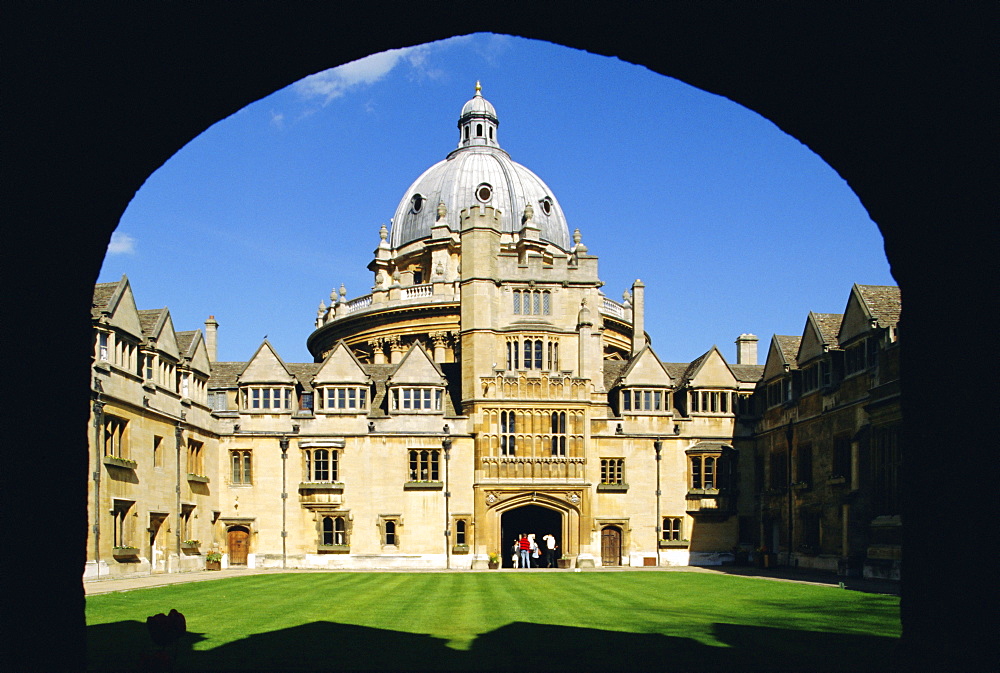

{"left": 87, "top": 572, "right": 900, "bottom": 670}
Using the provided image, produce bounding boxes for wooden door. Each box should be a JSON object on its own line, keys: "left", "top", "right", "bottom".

{"left": 601, "top": 526, "right": 621, "bottom": 566}
{"left": 228, "top": 527, "right": 249, "bottom": 565}
{"left": 148, "top": 514, "right": 166, "bottom": 573}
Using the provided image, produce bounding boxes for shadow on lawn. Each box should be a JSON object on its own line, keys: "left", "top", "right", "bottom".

{"left": 88, "top": 619, "right": 900, "bottom": 671}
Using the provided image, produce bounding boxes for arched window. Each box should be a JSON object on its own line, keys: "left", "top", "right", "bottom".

{"left": 476, "top": 123, "right": 483, "bottom": 136}
{"left": 455, "top": 519, "right": 467, "bottom": 545}
{"left": 501, "top": 411, "right": 516, "bottom": 455}
{"left": 464, "top": 125, "right": 469, "bottom": 140}
{"left": 384, "top": 520, "right": 397, "bottom": 546}
{"left": 551, "top": 411, "right": 567, "bottom": 456}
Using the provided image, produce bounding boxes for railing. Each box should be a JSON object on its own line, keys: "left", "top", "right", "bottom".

{"left": 479, "top": 456, "right": 586, "bottom": 481}
{"left": 402, "top": 283, "right": 433, "bottom": 299}
{"left": 345, "top": 294, "right": 372, "bottom": 313}
{"left": 601, "top": 297, "right": 625, "bottom": 319}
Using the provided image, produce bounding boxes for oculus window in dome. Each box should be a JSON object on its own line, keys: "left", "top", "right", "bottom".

{"left": 389, "top": 83, "right": 571, "bottom": 251}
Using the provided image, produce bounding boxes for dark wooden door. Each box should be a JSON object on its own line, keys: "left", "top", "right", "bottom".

{"left": 228, "top": 527, "right": 249, "bottom": 565}
{"left": 601, "top": 526, "right": 621, "bottom": 566}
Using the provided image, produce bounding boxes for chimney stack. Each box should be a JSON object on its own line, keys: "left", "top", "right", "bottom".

{"left": 631, "top": 280, "right": 646, "bottom": 355}
{"left": 735, "top": 333, "right": 758, "bottom": 365}
{"left": 205, "top": 316, "right": 219, "bottom": 362}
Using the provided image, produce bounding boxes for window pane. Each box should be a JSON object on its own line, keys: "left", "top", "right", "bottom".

{"left": 513, "top": 292, "right": 521, "bottom": 314}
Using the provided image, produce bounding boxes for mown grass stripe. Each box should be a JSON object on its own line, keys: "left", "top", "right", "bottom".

{"left": 87, "top": 572, "right": 899, "bottom": 671}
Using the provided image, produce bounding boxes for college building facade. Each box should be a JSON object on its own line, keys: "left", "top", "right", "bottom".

{"left": 85, "top": 86, "right": 900, "bottom": 580}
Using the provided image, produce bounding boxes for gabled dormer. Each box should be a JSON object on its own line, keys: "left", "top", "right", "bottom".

{"left": 683, "top": 346, "right": 738, "bottom": 415}
{"left": 238, "top": 340, "right": 297, "bottom": 412}
{"left": 92, "top": 276, "right": 143, "bottom": 375}
{"left": 761, "top": 335, "right": 800, "bottom": 409}
{"left": 137, "top": 308, "right": 182, "bottom": 392}
{"left": 796, "top": 312, "right": 842, "bottom": 393}
{"left": 313, "top": 341, "right": 372, "bottom": 413}
{"left": 615, "top": 346, "right": 673, "bottom": 414}
{"left": 386, "top": 342, "right": 447, "bottom": 413}
{"left": 176, "top": 330, "right": 211, "bottom": 404}
{"left": 838, "top": 284, "right": 901, "bottom": 377}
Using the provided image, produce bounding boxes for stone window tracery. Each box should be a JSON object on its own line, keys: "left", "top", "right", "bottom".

{"left": 242, "top": 386, "right": 292, "bottom": 411}
{"left": 512, "top": 289, "right": 551, "bottom": 315}
{"left": 317, "top": 386, "right": 368, "bottom": 412}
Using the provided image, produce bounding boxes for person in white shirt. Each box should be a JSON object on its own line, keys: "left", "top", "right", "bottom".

{"left": 542, "top": 533, "right": 557, "bottom": 568}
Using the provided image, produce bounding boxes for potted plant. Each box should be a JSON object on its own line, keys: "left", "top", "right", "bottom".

{"left": 112, "top": 545, "right": 140, "bottom": 560}
{"left": 205, "top": 551, "right": 222, "bottom": 571}
{"left": 487, "top": 551, "right": 500, "bottom": 569}
{"left": 180, "top": 539, "right": 200, "bottom": 553}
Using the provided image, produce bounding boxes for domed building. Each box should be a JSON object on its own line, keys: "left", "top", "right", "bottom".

{"left": 86, "top": 85, "right": 771, "bottom": 576}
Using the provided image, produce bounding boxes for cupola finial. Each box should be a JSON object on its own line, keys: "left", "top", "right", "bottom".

{"left": 475, "top": 80, "right": 482, "bottom": 95}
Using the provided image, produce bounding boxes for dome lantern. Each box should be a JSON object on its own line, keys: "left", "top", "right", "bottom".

{"left": 457, "top": 81, "right": 499, "bottom": 150}
{"left": 388, "top": 84, "right": 571, "bottom": 251}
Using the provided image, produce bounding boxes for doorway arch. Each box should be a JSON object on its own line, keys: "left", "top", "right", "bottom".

{"left": 601, "top": 526, "right": 623, "bottom": 567}
{"left": 7, "top": 5, "right": 991, "bottom": 670}
{"left": 501, "top": 504, "right": 562, "bottom": 568}
{"left": 226, "top": 525, "right": 250, "bottom": 566}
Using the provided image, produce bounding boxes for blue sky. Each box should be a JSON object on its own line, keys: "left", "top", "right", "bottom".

{"left": 100, "top": 34, "right": 895, "bottom": 366}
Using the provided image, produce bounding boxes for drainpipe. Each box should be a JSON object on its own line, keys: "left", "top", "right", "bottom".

{"left": 443, "top": 434, "right": 452, "bottom": 569}
{"left": 280, "top": 436, "right": 289, "bottom": 569}
{"left": 785, "top": 420, "right": 794, "bottom": 566}
{"left": 92, "top": 389, "right": 104, "bottom": 578}
{"left": 654, "top": 439, "right": 662, "bottom": 568}
{"left": 174, "top": 422, "right": 184, "bottom": 567}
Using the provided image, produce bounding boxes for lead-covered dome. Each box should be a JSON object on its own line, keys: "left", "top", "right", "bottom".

{"left": 390, "top": 84, "right": 571, "bottom": 251}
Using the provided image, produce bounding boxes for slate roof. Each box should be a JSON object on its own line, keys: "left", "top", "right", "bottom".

{"left": 207, "top": 362, "right": 245, "bottom": 388}
{"left": 603, "top": 360, "right": 628, "bottom": 390}
{"left": 679, "top": 351, "right": 709, "bottom": 382}
{"left": 662, "top": 363, "right": 690, "bottom": 381}
{"left": 137, "top": 309, "right": 166, "bottom": 337}
{"left": 92, "top": 281, "right": 120, "bottom": 314}
{"left": 857, "top": 284, "right": 901, "bottom": 327}
{"left": 287, "top": 363, "right": 322, "bottom": 393}
{"left": 175, "top": 331, "right": 198, "bottom": 357}
{"left": 774, "top": 335, "right": 802, "bottom": 369}
{"left": 363, "top": 363, "right": 401, "bottom": 418}
{"left": 730, "top": 364, "right": 764, "bottom": 383}
{"left": 812, "top": 312, "right": 844, "bottom": 349}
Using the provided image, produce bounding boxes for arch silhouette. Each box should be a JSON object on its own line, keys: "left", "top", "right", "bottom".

{"left": 5, "top": 3, "right": 992, "bottom": 669}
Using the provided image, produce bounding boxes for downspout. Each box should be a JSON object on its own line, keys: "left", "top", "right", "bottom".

{"left": 92, "top": 387, "right": 104, "bottom": 579}
{"left": 654, "top": 439, "right": 662, "bottom": 568}
{"left": 785, "top": 420, "right": 794, "bottom": 566}
{"left": 443, "top": 435, "right": 452, "bottom": 569}
{"left": 175, "top": 422, "right": 184, "bottom": 566}
{"left": 280, "top": 436, "right": 289, "bottom": 569}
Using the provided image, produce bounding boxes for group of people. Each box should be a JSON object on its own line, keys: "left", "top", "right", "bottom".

{"left": 512, "top": 532, "right": 558, "bottom": 568}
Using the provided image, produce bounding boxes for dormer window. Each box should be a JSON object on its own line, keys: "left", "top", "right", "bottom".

{"left": 410, "top": 193, "right": 424, "bottom": 213}
{"left": 476, "top": 183, "right": 493, "bottom": 203}
{"left": 390, "top": 386, "right": 443, "bottom": 412}
{"left": 689, "top": 389, "right": 732, "bottom": 414}
{"left": 241, "top": 386, "right": 292, "bottom": 411}
{"left": 317, "top": 386, "right": 368, "bottom": 412}
{"left": 621, "top": 388, "right": 668, "bottom": 413}
{"left": 540, "top": 197, "right": 553, "bottom": 215}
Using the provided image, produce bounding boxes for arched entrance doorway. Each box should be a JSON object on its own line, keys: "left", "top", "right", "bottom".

{"left": 227, "top": 525, "right": 250, "bottom": 565}
{"left": 601, "top": 526, "right": 623, "bottom": 566}
{"left": 500, "top": 505, "right": 562, "bottom": 568}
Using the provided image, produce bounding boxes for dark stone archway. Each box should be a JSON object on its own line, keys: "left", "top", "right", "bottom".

{"left": 501, "top": 505, "right": 562, "bottom": 568}
{"left": 5, "top": 2, "right": 993, "bottom": 669}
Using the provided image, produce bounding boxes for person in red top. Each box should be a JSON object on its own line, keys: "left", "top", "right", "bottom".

{"left": 518, "top": 533, "right": 531, "bottom": 569}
